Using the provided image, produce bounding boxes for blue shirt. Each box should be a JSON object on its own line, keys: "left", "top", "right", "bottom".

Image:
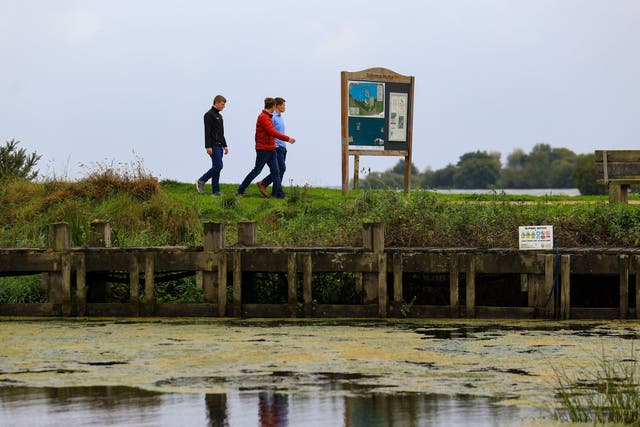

{"left": 272, "top": 112, "right": 286, "bottom": 149}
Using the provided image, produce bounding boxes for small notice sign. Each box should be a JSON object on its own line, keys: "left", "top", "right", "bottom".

{"left": 519, "top": 225, "right": 554, "bottom": 250}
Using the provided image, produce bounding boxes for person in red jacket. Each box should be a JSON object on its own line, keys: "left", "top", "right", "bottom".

{"left": 236, "top": 97, "right": 295, "bottom": 199}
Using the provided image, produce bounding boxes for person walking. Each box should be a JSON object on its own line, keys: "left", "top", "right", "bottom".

{"left": 196, "top": 95, "right": 228, "bottom": 196}
{"left": 256, "top": 97, "right": 293, "bottom": 197}
{"left": 236, "top": 97, "right": 295, "bottom": 199}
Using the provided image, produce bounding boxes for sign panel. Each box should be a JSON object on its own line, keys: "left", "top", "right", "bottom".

{"left": 389, "top": 92, "right": 408, "bottom": 142}
{"left": 519, "top": 225, "right": 554, "bottom": 250}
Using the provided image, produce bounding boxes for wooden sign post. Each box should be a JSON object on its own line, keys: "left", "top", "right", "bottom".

{"left": 341, "top": 67, "right": 415, "bottom": 195}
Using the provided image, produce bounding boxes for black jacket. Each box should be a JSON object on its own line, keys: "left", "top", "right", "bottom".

{"left": 204, "top": 107, "right": 227, "bottom": 148}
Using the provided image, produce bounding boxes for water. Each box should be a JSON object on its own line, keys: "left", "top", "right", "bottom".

{"left": 0, "top": 386, "right": 534, "bottom": 427}
{"left": 430, "top": 188, "right": 581, "bottom": 196}
{"left": 1, "top": 319, "right": 635, "bottom": 426}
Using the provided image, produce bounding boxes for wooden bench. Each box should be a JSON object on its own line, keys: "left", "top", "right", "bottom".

{"left": 595, "top": 150, "right": 640, "bottom": 203}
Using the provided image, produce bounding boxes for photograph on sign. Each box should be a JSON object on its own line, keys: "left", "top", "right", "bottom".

{"left": 348, "top": 81, "right": 385, "bottom": 118}
{"left": 518, "top": 225, "right": 554, "bottom": 250}
{"left": 389, "top": 92, "right": 408, "bottom": 142}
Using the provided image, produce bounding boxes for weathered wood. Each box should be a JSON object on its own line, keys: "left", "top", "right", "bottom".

{"left": 287, "top": 253, "right": 297, "bottom": 317}
{"left": 362, "top": 223, "right": 384, "bottom": 304}
{"left": 561, "top": 255, "right": 571, "bottom": 320}
{"left": 238, "top": 221, "right": 257, "bottom": 246}
{"left": 129, "top": 256, "right": 140, "bottom": 316}
{"left": 232, "top": 251, "right": 242, "bottom": 317}
{"left": 475, "top": 307, "right": 535, "bottom": 319}
{"left": 89, "top": 221, "right": 111, "bottom": 248}
{"left": 302, "top": 254, "right": 312, "bottom": 316}
{"left": 594, "top": 150, "right": 640, "bottom": 204}
{"left": 392, "top": 253, "right": 403, "bottom": 317}
{"left": 544, "top": 254, "right": 555, "bottom": 317}
{"left": 377, "top": 253, "right": 387, "bottom": 317}
{"left": 620, "top": 255, "right": 629, "bottom": 319}
{"left": 636, "top": 255, "right": 640, "bottom": 320}
{"left": 449, "top": 254, "right": 459, "bottom": 317}
{"left": 466, "top": 255, "right": 476, "bottom": 318}
{"left": 143, "top": 254, "right": 154, "bottom": 315}
{"left": 217, "top": 253, "right": 227, "bottom": 317}
{"left": 76, "top": 254, "right": 87, "bottom": 316}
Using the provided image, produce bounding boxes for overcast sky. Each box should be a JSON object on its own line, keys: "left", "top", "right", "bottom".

{"left": 2, "top": 0, "right": 639, "bottom": 188}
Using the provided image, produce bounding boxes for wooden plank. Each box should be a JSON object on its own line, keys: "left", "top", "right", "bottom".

{"left": 475, "top": 306, "right": 535, "bottom": 319}
{"left": 76, "top": 253, "right": 87, "bottom": 317}
{"left": 561, "top": 255, "right": 571, "bottom": 320}
{"left": 217, "top": 252, "right": 227, "bottom": 317}
{"left": 232, "top": 251, "right": 242, "bottom": 317}
{"left": 449, "top": 254, "right": 459, "bottom": 316}
{"left": 378, "top": 253, "right": 387, "bottom": 318}
{"left": 392, "top": 253, "right": 403, "bottom": 317}
{"left": 571, "top": 308, "right": 619, "bottom": 319}
{"left": 0, "top": 303, "right": 56, "bottom": 316}
{"left": 302, "top": 254, "right": 312, "bottom": 317}
{"left": 595, "top": 150, "right": 640, "bottom": 163}
{"left": 287, "top": 253, "right": 297, "bottom": 317}
{"left": 620, "top": 255, "right": 629, "bottom": 319}
{"left": 636, "top": 255, "right": 640, "bottom": 320}
{"left": 129, "top": 256, "right": 140, "bottom": 316}
{"left": 466, "top": 255, "right": 476, "bottom": 318}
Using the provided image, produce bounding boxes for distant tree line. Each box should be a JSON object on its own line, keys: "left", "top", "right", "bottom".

{"left": 359, "top": 143, "right": 607, "bottom": 195}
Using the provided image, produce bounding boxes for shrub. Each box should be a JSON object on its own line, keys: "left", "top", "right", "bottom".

{"left": 0, "top": 139, "right": 41, "bottom": 182}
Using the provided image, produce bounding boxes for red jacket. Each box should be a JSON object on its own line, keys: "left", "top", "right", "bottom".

{"left": 255, "top": 110, "right": 289, "bottom": 151}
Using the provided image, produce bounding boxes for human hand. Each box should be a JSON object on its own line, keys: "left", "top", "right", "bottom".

{"left": 223, "top": 147, "right": 229, "bottom": 155}
{"left": 289, "top": 137, "right": 295, "bottom": 144}
{"left": 206, "top": 147, "right": 213, "bottom": 155}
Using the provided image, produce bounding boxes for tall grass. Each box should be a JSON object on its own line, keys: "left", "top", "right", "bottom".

{"left": 553, "top": 347, "right": 640, "bottom": 424}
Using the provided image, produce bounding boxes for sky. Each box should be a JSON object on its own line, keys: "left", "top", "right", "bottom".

{"left": 2, "top": 0, "right": 640, "bottom": 188}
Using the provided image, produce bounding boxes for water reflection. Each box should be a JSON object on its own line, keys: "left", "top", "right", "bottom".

{"left": 0, "top": 386, "right": 538, "bottom": 427}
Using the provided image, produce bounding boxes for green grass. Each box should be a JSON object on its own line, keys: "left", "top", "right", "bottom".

{"left": 553, "top": 347, "right": 640, "bottom": 425}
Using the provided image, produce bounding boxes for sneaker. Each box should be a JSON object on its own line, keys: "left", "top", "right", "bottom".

{"left": 256, "top": 181, "right": 269, "bottom": 198}
{"left": 273, "top": 195, "right": 288, "bottom": 200}
{"left": 195, "top": 180, "right": 205, "bottom": 194}
{"left": 235, "top": 192, "right": 244, "bottom": 198}
{"left": 212, "top": 192, "right": 221, "bottom": 197}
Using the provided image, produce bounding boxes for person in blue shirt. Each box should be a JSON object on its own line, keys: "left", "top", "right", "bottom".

{"left": 256, "top": 97, "right": 294, "bottom": 197}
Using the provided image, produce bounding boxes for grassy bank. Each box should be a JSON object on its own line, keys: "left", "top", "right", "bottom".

{"left": 1, "top": 176, "right": 640, "bottom": 249}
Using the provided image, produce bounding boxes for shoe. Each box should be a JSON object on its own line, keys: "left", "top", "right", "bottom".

{"left": 235, "top": 192, "right": 244, "bottom": 198}
{"left": 195, "top": 180, "right": 204, "bottom": 194}
{"left": 256, "top": 181, "right": 269, "bottom": 198}
{"left": 212, "top": 192, "right": 221, "bottom": 197}
{"left": 273, "top": 195, "right": 288, "bottom": 200}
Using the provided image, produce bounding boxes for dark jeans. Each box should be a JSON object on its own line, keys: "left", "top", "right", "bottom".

{"left": 237, "top": 149, "right": 284, "bottom": 197}
{"left": 198, "top": 146, "right": 224, "bottom": 194}
{"left": 261, "top": 146, "right": 287, "bottom": 187}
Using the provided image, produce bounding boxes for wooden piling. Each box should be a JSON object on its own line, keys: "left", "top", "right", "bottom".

{"left": 48, "top": 223, "right": 71, "bottom": 315}
{"left": 449, "top": 254, "right": 460, "bottom": 317}
{"left": 561, "top": 255, "right": 571, "bottom": 320}
{"left": 465, "top": 254, "right": 476, "bottom": 318}
{"left": 302, "top": 254, "right": 312, "bottom": 316}
{"left": 392, "top": 253, "right": 403, "bottom": 317}
{"left": 288, "top": 253, "right": 297, "bottom": 317}
{"left": 619, "top": 254, "right": 629, "bottom": 319}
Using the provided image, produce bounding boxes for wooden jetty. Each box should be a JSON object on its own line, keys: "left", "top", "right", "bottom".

{"left": 1, "top": 221, "right": 639, "bottom": 319}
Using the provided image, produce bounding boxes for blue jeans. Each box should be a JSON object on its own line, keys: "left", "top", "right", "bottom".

{"left": 237, "top": 150, "right": 284, "bottom": 197}
{"left": 260, "top": 147, "right": 287, "bottom": 188}
{"left": 198, "top": 146, "right": 223, "bottom": 194}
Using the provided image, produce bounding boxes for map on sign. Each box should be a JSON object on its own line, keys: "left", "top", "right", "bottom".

{"left": 348, "top": 81, "right": 385, "bottom": 118}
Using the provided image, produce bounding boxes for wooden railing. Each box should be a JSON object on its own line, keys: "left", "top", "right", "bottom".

{"left": 1, "top": 221, "right": 639, "bottom": 319}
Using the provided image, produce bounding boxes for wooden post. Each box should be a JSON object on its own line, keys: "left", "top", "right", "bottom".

{"left": 232, "top": 251, "right": 242, "bottom": 317}
{"left": 544, "top": 254, "right": 555, "bottom": 318}
{"left": 205, "top": 222, "right": 228, "bottom": 316}
{"left": 634, "top": 255, "right": 640, "bottom": 319}
{"left": 392, "top": 253, "right": 403, "bottom": 317}
{"left": 89, "top": 221, "right": 112, "bottom": 247}
{"left": 76, "top": 254, "right": 86, "bottom": 316}
{"left": 608, "top": 183, "right": 629, "bottom": 204}
{"left": 561, "top": 255, "right": 571, "bottom": 320}
{"left": 48, "top": 223, "right": 71, "bottom": 315}
{"left": 353, "top": 155, "right": 359, "bottom": 190}
{"left": 129, "top": 256, "right": 140, "bottom": 316}
{"left": 449, "top": 254, "right": 460, "bottom": 317}
{"left": 238, "top": 221, "right": 258, "bottom": 246}
{"left": 143, "top": 253, "right": 155, "bottom": 315}
{"left": 466, "top": 255, "right": 476, "bottom": 318}
{"left": 378, "top": 253, "right": 387, "bottom": 318}
{"left": 619, "top": 254, "right": 629, "bottom": 319}
{"left": 87, "top": 221, "right": 111, "bottom": 302}
{"left": 302, "top": 254, "right": 313, "bottom": 317}
{"left": 288, "top": 253, "right": 297, "bottom": 317}
{"left": 362, "top": 222, "right": 384, "bottom": 305}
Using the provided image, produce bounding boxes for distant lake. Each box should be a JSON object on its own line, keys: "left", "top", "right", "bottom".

{"left": 430, "top": 188, "right": 581, "bottom": 196}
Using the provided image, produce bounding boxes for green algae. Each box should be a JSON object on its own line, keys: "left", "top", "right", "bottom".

{"left": 0, "top": 318, "right": 637, "bottom": 425}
